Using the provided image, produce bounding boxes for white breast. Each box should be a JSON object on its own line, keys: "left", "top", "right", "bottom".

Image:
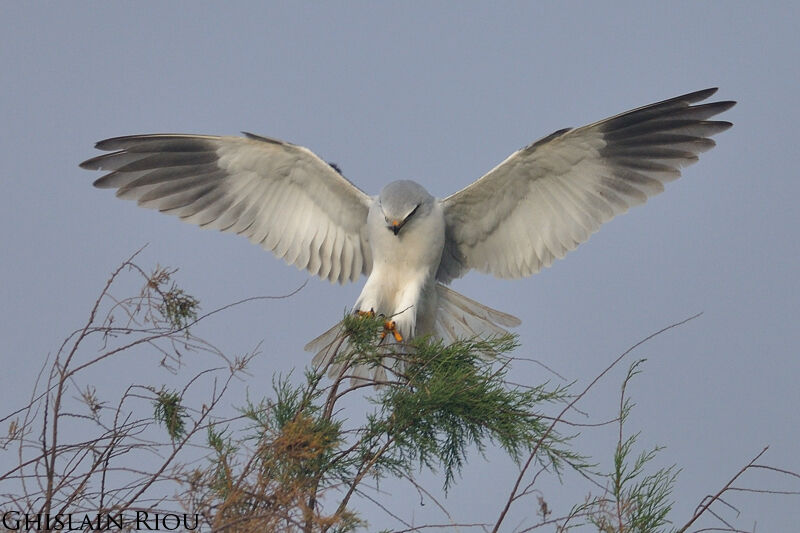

{"left": 354, "top": 200, "right": 446, "bottom": 337}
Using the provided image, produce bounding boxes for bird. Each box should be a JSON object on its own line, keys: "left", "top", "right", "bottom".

{"left": 81, "top": 88, "right": 735, "bottom": 381}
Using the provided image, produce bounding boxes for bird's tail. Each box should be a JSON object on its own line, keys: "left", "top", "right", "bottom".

{"left": 304, "top": 284, "right": 520, "bottom": 383}
{"left": 304, "top": 317, "right": 392, "bottom": 383}
{"left": 432, "top": 283, "right": 521, "bottom": 343}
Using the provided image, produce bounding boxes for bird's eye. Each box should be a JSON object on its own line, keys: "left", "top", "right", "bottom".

{"left": 407, "top": 204, "right": 420, "bottom": 220}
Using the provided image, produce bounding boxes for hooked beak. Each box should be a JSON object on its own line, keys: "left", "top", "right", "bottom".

{"left": 385, "top": 205, "right": 419, "bottom": 236}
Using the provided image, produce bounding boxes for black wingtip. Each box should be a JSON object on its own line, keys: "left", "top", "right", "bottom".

{"left": 327, "top": 161, "right": 343, "bottom": 175}
{"left": 715, "top": 100, "right": 737, "bottom": 112}
{"left": 94, "top": 135, "right": 140, "bottom": 151}
{"left": 79, "top": 154, "right": 105, "bottom": 170}
{"left": 715, "top": 120, "right": 734, "bottom": 131}
{"left": 678, "top": 87, "right": 720, "bottom": 104}
{"left": 242, "top": 131, "right": 284, "bottom": 145}
{"left": 692, "top": 100, "right": 737, "bottom": 117}
{"left": 685, "top": 89, "right": 738, "bottom": 110}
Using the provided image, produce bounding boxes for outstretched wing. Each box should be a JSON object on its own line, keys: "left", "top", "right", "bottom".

{"left": 438, "top": 88, "right": 735, "bottom": 282}
{"left": 82, "top": 133, "right": 373, "bottom": 283}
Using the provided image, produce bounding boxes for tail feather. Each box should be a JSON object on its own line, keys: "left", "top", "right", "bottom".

{"left": 434, "top": 284, "right": 520, "bottom": 344}
{"left": 305, "top": 321, "right": 344, "bottom": 368}
{"left": 305, "top": 320, "right": 398, "bottom": 383}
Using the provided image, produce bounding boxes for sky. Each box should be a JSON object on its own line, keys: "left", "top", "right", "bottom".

{"left": 1, "top": 2, "right": 799, "bottom": 531}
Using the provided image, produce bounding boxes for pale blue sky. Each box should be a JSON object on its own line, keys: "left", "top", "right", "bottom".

{"left": 2, "top": 2, "right": 798, "bottom": 530}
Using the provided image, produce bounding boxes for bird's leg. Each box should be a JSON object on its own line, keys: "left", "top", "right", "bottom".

{"left": 380, "top": 320, "right": 403, "bottom": 342}
{"left": 355, "top": 309, "right": 402, "bottom": 342}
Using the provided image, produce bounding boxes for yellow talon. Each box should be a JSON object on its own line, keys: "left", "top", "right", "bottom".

{"left": 357, "top": 310, "right": 403, "bottom": 342}
{"left": 382, "top": 320, "right": 403, "bottom": 342}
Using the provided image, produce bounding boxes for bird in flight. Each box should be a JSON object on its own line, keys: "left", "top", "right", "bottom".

{"left": 82, "top": 88, "right": 734, "bottom": 380}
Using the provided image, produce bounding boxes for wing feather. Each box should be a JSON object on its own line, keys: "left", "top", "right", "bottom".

{"left": 439, "top": 88, "right": 735, "bottom": 281}
{"left": 82, "top": 134, "right": 372, "bottom": 283}
{"left": 272, "top": 188, "right": 302, "bottom": 260}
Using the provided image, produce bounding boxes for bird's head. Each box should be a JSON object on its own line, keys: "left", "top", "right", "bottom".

{"left": 378, "top": 180, "right": 434, "bottom": 236}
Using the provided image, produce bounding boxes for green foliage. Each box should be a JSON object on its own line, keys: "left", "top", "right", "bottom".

{"left": 257, "top": 377, "right": 343, "bottom": 488}
{"left": 588, "top": 359, "right": 679, "bottom": 533}
{"left": 373, "top": 334, "right": 576, "bottom": 490}
{"left": 172, "top": 305, "right": 703, "bottom": 532}
{"left": 195, "top": 316, "right": 590, "bottom": 530}
{"left": 205, "top": 424, "right": 237, "bottom": 499}
{"left": 341, "top": 312, "right": 386, "bottom": 354}
{"left": 144, "top": 265, "right": 200, "bottom": 330}
{"left": 153, "top": 388, "right": 188, "bottom": 441}
{"left": 160, "top": 284, "right": 200, "bottom": 330}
